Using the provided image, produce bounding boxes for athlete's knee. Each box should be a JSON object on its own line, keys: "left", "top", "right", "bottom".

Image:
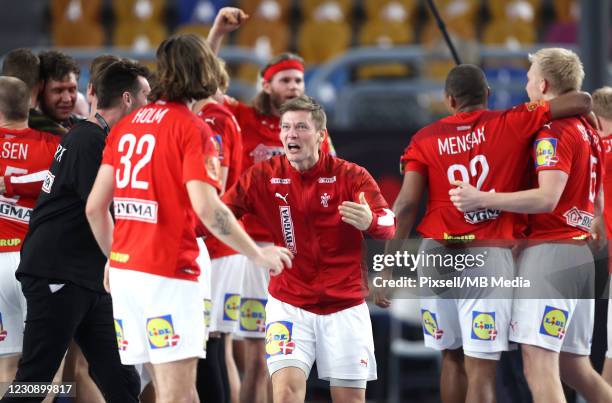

{"left": 272, "top": 382, "right": 303, "bottom": 403}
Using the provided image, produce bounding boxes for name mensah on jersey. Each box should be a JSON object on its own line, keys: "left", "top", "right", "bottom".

{"left": 438, "top": 127, "right": 485, "bottom": 155}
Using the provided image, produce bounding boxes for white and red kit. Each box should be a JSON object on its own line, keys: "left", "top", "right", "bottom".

{"left": 527, "top": 116, "right": 603, "bottom": 240}
{"left": 0, "top": 128, "right": 59, "bottom": 252}
{"left": 222, "top": 152, "right": 395, "bottom": 314}
{"left": 102, "top": 101, "right": 219, "bottom": 281}
{"left": 400, "top": 101, "right": 552, "bottom": 241}
{"left": 226, "top": 101, "right": 336, "bottom": 243}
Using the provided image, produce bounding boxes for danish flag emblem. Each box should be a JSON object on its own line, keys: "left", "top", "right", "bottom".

{"left": 278, "top": 340, "right": 295, "bottom": 355}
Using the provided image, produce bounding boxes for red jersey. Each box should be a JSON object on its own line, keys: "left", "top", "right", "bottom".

{"left": 223, "top": 152, "right": 395, "bottom": 314}
{"left": 401, "top": 101, "right": 551, "bottom": 241}
{"left": 527, "top": 117, "right": 603, "bottom": 240}
{"left": 0, "top": 128, "right": 59, "bottom": 252}
{"left": 198, "top": 102, "right": 243, "bottom": 259}
{"left": 600, "top": 134, "right": 612, "bottom": 238}
{"left": 102, "top": 101, "right": 219, "bottom": 281}
{"left": 226, "top": 100, "right": 336, "bottom": 242}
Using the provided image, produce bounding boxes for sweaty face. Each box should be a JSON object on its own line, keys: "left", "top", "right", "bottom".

{"left": 41, "top": 73, "right": 78, "bottom": 122}
{"left": 525, "top": 63, "right": 544, "bottom": 102}
{"left": 280, "top": 110, "right": 323, "bottom": 172}
{"left": 265, "top": 69, "right": 304, "bottom": 111}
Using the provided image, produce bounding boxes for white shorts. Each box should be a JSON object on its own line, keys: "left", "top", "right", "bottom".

{"left": 237, "top": 243, "right": 271, "bottom": 339}
{"left": 509, "top": 243, "right": 595, "bottom": 355}
{"left": 196, "top": 238, "right": 212, "bottom": 340}
{"left": 420, "top": 298, "right": 511, "bottom": 359}
{"left": 109, "top": 268, "right": 207, "bottom": 365}
{"left": 265, "top": 295, "right": 377, "bottom": 383}
{"left": 209, "top": 254, "right": 247, "bottom": 334}
{"left": 416, "top": 240, "right": 514, "bottom": 359}
{"left": 0, "top": 252, "right": 26, "bottom": 355}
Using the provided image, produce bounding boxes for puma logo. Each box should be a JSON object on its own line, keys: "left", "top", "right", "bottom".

{"left": 275, "top": 193, "right": 289, "bottom": 204}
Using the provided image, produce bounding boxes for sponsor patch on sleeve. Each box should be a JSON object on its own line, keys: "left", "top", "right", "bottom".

{"left": 534, "top": 138, "right": 558, "bottom": 167}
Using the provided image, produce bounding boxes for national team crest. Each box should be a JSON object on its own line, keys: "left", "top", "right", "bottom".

{"left": 320, "top": 193, "right": 331, "bottom": 207}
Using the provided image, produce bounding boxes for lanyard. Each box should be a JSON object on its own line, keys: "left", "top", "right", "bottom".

{"left": 95, "top": 113, "right": 110, "bottom": 135}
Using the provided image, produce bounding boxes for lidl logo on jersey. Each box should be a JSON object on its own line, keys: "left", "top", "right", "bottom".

{"left": 539, "top": 306, "right": 568, "bottom": 339}
{"left": 240, "top": 298, "right": 266, "bottom": 332}
{"left": 421, "top": 309, "right": 443, "bottom": 340}
{"left": 114, "top": 198, "right": 158, "bottom": 224}
{"left": 0, "top": 201, "right": 31, "bottom": 224}
{"left": 146, "top": 315, "right": 181, "bottom": 349}
{"left": 42, "top": 171, "right": 55, "bottom": 193}
{"left": 563, "top": 207, "right": 593, "bottom": 231}
{"left": 265, "top": 321, "right": 294, "bottom": 357}
{"left": 223, "top": 293, "right": 241, "bottom": 321}
{"left": 463, "top": 208, "right": 501, "bottom": 224}
{"left": 0, "top": 312, "right": 7, "bottom": 342}
{"left": 279, "top": 206, "right": 297, "bottom": 254}
{"left": 204, "top": 299, "right": 212, "bottom": 328}
{"left": 535, "top": 138, "right": 558, "bottom": 167}
{"left": 471, "top": 311, "right": 497, "bottom": 341}
{"left": 114, "top": 319, "right": 128, "bottom": 351}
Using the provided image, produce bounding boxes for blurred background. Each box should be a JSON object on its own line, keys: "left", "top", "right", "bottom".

{"left": 0, "top": 1, "right": 610, "bottom": 402}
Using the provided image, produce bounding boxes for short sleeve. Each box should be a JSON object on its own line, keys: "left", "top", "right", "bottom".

{"left": 399, "top": 136, "right": 427, "bottom": 175}
{"left": 101, "top": 130, "right": 116, "bottom": 166}
{"left": 182, "top": 121, "right": 219, "bottom": 189}
{"left": 533, "top": 127, "right": 573, "bottom": 174}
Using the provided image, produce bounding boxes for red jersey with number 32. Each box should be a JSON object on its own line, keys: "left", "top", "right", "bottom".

{"left": 102, "top": 101, "right": 219, "bottom": 281}
{"left": 527, "top": 117, "right": 602, "bottom": 240}
{"left": 400, "top": 101, "right": 551, "bottom": 240}
{"left": 0, "top": 128, "right": 59, "bottom": 252}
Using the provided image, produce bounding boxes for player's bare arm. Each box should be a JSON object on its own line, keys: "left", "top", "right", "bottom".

{"left": 450, "top": 170, "right": 568, "bottom": 214}
{"left": 186, "top": 179, "right": 293, "bottom": 275}
{"left": 374, "top": 171, "right": 425, "bottom": 308}
{"left": 85, "top": 164, "right": 116, "bottom": 257}
{"left": 207, "top": 7, "right": 249, "bottom": 54}
{"left": 0, "top": 176, "right": 4, "bottom": 194}
{"left": 548, "top": 91, "right": 592, "bottom": 119}
{"left": 212, "top": 208, "right": 232, "bottom": 236}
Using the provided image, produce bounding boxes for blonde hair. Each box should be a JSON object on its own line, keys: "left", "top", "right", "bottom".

{"left": 528, "top": 48, "right": 584, "bottom": 95}
{"left": 279, "top": 95, "right": 326, "bottom": 131}
{"left": 593, "top": 86, "right": 612, "bottom": 120}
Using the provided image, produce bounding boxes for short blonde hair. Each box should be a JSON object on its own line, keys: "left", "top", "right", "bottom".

{"left": 528, "top": 48, "right": 584, "bottom": 95}
{"left": 593, "top": 86, "right": 612, "bottom": 120}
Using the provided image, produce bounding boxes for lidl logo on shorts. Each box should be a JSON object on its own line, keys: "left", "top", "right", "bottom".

{"left": 539, "top": 306, "right": 568, "bottom": 339}
{"left": 421, "top": 310, "right": 443, "bottom": 340}
{"left": 265, "top": 321, "right": 294, "bottom": 358}
{"left": 204, "top": 299, "right": 213, "bottom": 328}
{"left": 240, "top": 298, "right": 266, "bottom": 332}
{"left": 0, "top": 312, "right": 7, "bottom": 342}
{"left": 535, "top": 138, "right": 558, "bottom": 167}
{"left": 146, "top": 315, "right": 181, "bottom": 349}
{"left": 471, "top": 311, "right": 497, "bottom": 341}
{"left": 114, "top": 319, "right": 128, "bottom": 351}
{"left": 223, "top": 294, "right": 241, "bottom": 321}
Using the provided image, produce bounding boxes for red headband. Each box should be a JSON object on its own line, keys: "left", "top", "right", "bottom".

{"left": 262, "top": 60, "right": 304, "bottom": 82}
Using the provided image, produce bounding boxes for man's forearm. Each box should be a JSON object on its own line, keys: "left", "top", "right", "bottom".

{"left": 482, "top": 189, "right": 557, "bottom": 214}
